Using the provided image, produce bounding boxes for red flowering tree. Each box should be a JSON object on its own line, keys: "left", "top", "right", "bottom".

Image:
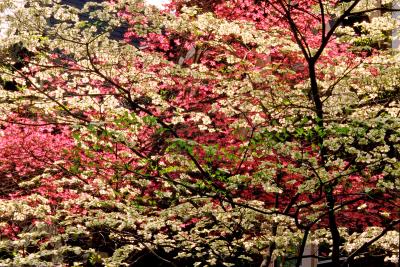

{"left": 0, "top": 0, "right": 398, "bottom": 266}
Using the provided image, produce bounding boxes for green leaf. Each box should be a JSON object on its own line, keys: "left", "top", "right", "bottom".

{"left": 143, "top": 116, "right": 158, "bottom": 126}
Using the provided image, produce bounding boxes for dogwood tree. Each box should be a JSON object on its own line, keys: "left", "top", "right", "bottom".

{"left": 0, "top": 0, "right": 399, "bottom": 266}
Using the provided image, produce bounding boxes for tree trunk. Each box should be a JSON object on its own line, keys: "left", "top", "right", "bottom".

{"left": 295, "top": 229, "right": 310, "bottom": 267}
{"left": 308, "top": 61, "right": 341, "bottom": 265}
